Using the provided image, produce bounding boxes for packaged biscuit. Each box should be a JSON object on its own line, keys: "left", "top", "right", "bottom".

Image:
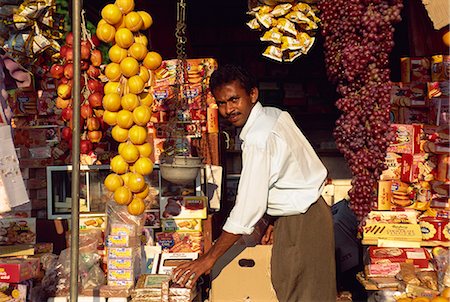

{"left": 246, "top": 18, "right": 260, "bottom": 30}
{"left": 281, "top": 36, "right": 302, "bottom": 51}
{"left": 161, "top": 219, "right": 202, "bottom": 232}
{"left": 255, "top": 12, "right": 275, "bottom": 29}
{"left": 276, "top": 18, "right": 297, "bottom": 36}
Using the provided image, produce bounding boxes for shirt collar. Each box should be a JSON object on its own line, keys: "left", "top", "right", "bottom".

{"left": 239, "top": 102, "right": 263, "bottom": 142}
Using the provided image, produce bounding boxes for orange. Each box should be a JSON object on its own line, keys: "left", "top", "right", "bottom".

{"left": 104, "top": 82, "right": 123, "bottom": 95}
{"left": 128, "top": 43, "right": 148, "bottom": 61}
{"left": 134, "top": 157, "right": 153, "bottom": 175}
{"left": 105, "top": 62, "right": 122, "bottom": 81}
{"left": 135, "top": 142, "right": 152, "bottom": 158}
{"left": 443, "top": 31, "right": 450, "bottom": 47}
{"left": 121, "top": 93, "right": 140, "bottom": 111}
{"left": 127, "top": 173, "right": 146, "bottom": 192}
{"left": 101, "top": 4, "right": 123, "bottom": 26}
{"left": 119, "top": 142, "right": 140, "bottom": 163}
{"left": 133, "top": 33, "right": 148, "bottom": 46}
{"left": 115, "top": 0, "right": 134, "bottom": 14}
{"left": 114, "top": 17, "right": 126, "bottom": 30}
{"left": 138, "top": 66, "right": 150, "bottom": 83}
{"left": 97, "top": 19, "right": 108, "bottom": 28}
{"left": 124, "top": 11, "right": 143, "bottom": 32}
{"left": 442, "top": 288, "right": 450, "bottom": 298}
{"left": 114, "top": 186, "right": 132, "bottom": 205}
{"left": 102, "top": 93, "right": 122, "bottom": 112}
{"left": 397, "top": 299, "right": 413, "bottom": 302}
{"left": 134, "top": 184, "right": 149, "bottom": 199}
{"left": 102, "top": 110, "right": 118, "bottom": 126}
{"left": 104, "top": 173, "right": 123, "bottom": 192}
{"left": 412, "top": 298, "right": 431, "bottom": 302}
{"left": 116, "top": 109, "right": 134, "bottom": 129}
{"left": 139, "top": 91, "right": 153, "bottom": 106}
{"left": 132, "top": 105, "right": 151, "bottom": 126}
{"left": 121, "top": 172, "right": 133, "bottom": 186}
{"left": 137, "top": 11, "right": 152, "bottom": 30}
{"left": 110, "top": 155, "right": 129, "bottom": 174}
{"left": 127, "top": 197, "right": 146, "bottom": 215}
{"left": 96, "top": 23, "right": 116, "bottom": 43}
{"left": 111, "top": 125, "right": 129, "bottom": 143}
{"left": 127, "top": 75, "right": 145, "bottom": 94}
{"left": 431, "top": 297, "right": 449, "bottom": 302}
{"left": 143, "top": 51, "right": 162, "bottom": 70}
{"left": 129, "top": 125, "right": 147, "bottom": 145}
{"left": 115, "top": 28, "right": 134, "bottom": 49}
{"left": 108, "top": 45, "right": 128, "bottom": 63}
{"left": 120, "top": 57, "right": 140, "bottom": 78}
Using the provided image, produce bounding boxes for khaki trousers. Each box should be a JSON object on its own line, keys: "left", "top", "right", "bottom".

{"left": 271, "top": 197, "right": 336, "bottom": 302}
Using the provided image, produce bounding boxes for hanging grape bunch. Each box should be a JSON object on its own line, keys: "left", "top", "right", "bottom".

{"left": 50, "top": 26, "right": 105, "bottom": 156}
{"left": 97, "top": 0, "right": 162, "bottom": 216}
{"left": 319, "top": 0, "right": 403, "bottom": 223}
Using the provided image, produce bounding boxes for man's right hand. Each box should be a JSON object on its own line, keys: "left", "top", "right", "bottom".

{"left": 261, "top": 224, "right": 274, "bottom": 245}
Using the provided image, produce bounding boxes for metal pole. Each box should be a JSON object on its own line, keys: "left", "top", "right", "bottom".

{"left": 70, "top": 0, "right": 82, "bottom": 300}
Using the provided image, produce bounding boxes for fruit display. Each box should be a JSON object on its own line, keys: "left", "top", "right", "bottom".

{"left": 97, "top": 0, "right": 162, "bottom": 216}
{"left": 246, "top": 1, "right": 320, "bottom": 62}
{"left": 51, "top": 27, "right": 106, "bottom": 156}
{"left": 319, "top": 0, "right": 404, "bottom": 223}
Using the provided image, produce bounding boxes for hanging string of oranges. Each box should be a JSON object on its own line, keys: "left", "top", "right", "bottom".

{"left": 97, "top": 0, "right": 162, "bottom": 216}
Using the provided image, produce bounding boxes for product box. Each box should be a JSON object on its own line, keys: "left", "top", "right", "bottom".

{"left": 0, "top": 282, "right": 27, "bottom": 302}
{"left": 211, "top": 245, "right": 278, "bottom": 302}
{"left": 363, "top": 223, "right": 422, "bottom": 243}
{"left": 401, "top": 153, "right": 427, "bottom": 183}
{"left": 107, "top": 269, "right": 133, "bottom": 281}
{"left": 381, "top": 153, "right": 402, "bottom": 180}
{"left": 107, "top": 258, "right": 133, "bottom": 270}
{"left": 427, "top": 81, "right": 449, "bottom": 99}
{"left": 160, "top": 196, "right": 207, "bottom": 219}
{"left": 368, "top": 247, "right": 431, "bottom": 268}
{"left": 429, "top": 98, "right": 450, "bottom": 126}
{"left": 161, "top": 219, "right": 202, "bottom": 232}
{"left": 401, "top": 57, "right": 431, "bottom": 83}
{"left": 399, "top": 107, "right": 430, "bottom": 124}
{"left": 107, "top": 247, "right": 134, "bottom": 259}
{"left": 155, "top": 231, "right": 202, "bottom": 253}
{"left": 377, "top": 181, "right": 392, "bottom": 210}
{"left": 106, "top": 235, "right": 130, "bottom": 248}
{"left": 157, "top": 252, "right": 198, "bottom": 275}
{"left": 387, "top": 124, "right": 422, "bottom": 154}
{"left": 419, "top": 217, "right": 450, "bottom": 242}
{"left": 110, "top": 223, "right": 135, "bottom": 236}
{"left": 0, "top": 218, "right": 36, "bottom": 246}
{"left": 430, "top": 55, "right": 450, "bottom": 82}
{"left": 364, "top": 263, "right": 402, "bottom": 278}
{"left": 0, "top": 258, "right": 40, "bottom": 283}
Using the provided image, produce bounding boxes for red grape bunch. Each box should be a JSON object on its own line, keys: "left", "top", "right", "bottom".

{"left": 319, "top": 0, "right": 403, "bottom": 223}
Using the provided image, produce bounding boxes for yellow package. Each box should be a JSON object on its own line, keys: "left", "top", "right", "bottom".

{"left": 262, "top": 45, "right": 283, "bottom": 62}
{"left": 256, "top": 12, "right": 275, "bottom": 29}
{"left": 260, "top": 28, "right": 283, "bottom": 44}
{"left": 271, "top": 3, "right": 292, "bottom": 17}
{"left": 281, "top": 36, "right": 302, "bottom": 51}
{"left": 276, "top": 18, "right": 297, "bottom": 36}
{"left": 246, "top": 18, "right": 261, "bottom": 30}
{"left": 283, "top": 50, "right": 302, "bottom": 63}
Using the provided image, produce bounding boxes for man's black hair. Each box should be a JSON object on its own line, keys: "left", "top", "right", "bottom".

{"left": 210, "top": 64, "right": 257, "bottom": 95}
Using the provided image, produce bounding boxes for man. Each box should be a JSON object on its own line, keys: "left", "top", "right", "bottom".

{"left": 172, "top": 64, "right": 336, "bottom": 301}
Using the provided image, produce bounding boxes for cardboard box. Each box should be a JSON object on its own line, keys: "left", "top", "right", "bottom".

{"left": 157, "top": 252, "right": 198, "bottom": 275}
{"left": 377, "top": 181, "right": 392, "bottom": 210}
{"left": 401, "top": 154, "right": 427, "bottom": 183}
{"left": 0, "top": 282, "right": 27, "bottom": 302}
{"left": 431, "top": 55, "right": 450, "bottom": 82}
{"left": 211, "top": 245, "right": 278, "bottom": 302}
{"left": 0, "top": 258, "right": 40, "bottom": 283}
{"left": 387, "top": 124, "right": 422, "bottom": 154}
{"left": 363, "top": 223, "right": 422, "bottom": 243}
{"left": 368, "top": 247, "right": 431, "bottom": 268}
{"left": 419, "top": 217, "right": 450, "bottom": 241}
{"left": 400, "top": 57, "right": 431, "bottom": 83}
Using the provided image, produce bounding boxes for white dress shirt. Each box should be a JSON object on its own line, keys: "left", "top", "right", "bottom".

{"left": 223, "top": 102, "right": 328, "bottom": 235}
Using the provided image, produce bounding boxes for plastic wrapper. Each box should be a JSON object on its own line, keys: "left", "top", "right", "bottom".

{"left": 417, "top": 270, "right": 438, "bottom": 290}
{"left": 396, "top": 263, "right": 421, "bottom": 286}
{"left": 270, "top": 3, "right": 292, "bottom": 17}
{"left": 246, "top": 18, "right": 261, "bottom": 30}
{"left": 255, "top": 12, "right": 275, "bottom": 29}
{"left": 262, "top": 45, "right": 283, "bottom": 62}
{"left": 260, "top": 27, "right": 282, "bottom": 44}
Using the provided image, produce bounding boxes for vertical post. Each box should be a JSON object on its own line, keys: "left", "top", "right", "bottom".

{"left": 70, "top": 0, "right": 82, "bottom": 300}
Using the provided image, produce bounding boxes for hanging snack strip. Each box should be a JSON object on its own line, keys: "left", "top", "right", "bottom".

{"left": 2, "top": 0, "right": 62, "bottom": 65}
{"left": 247, "top": 1, "right": 320, "bottom": 62}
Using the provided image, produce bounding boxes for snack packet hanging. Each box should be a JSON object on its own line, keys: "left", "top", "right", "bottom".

{"left": 276, "top": 18, "right": 297, "bottom": 36}
{"left": 270, "top": 3, "right": 292, "bottom": 17}
{"left": 260, "top": 27, "right": 282, "bottom": 44}
{"left": 256, "top": 12, "right": 276, "bottom": 29}
{"left": 283, "top": 50, "right": 302, "bottom": 63}
{"left": 246, "top": 18, "right": 261, "bottom": 30}
{"left": 281, "top": 36, "right": 302, "bottom": 51}
{"left": 262, "top": 45, "right": 283, "bottom": 62}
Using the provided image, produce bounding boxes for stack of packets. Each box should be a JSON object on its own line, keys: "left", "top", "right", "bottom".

{"left": 2, "top": 0, "right": 63, "bottom": 65}
{"left": 376, "top": 121, "right": 449, "bottom": 243}
{"left": 246, "top": 1, "right": 320, "bottom": 62}
{"left": 131, "top": 274, "right": 198, "bottom": 302}
{"left": 362, "top": 247, "right": 440, "bottom": 297}
{"left": 106, "top": 223, "right": 138, "bottom": 288}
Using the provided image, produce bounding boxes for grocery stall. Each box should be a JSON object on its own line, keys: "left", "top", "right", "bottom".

{"left": 0, "top": 0, "right": 448, "bottom": 301}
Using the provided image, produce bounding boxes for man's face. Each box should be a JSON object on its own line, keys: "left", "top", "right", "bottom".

{"left": 213, "top": 80, "right": 258, "bottom": 127}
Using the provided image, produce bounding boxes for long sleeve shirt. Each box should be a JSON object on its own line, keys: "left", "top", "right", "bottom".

{"left": 223, "top": 102, "right": 328, "bottom": 235}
